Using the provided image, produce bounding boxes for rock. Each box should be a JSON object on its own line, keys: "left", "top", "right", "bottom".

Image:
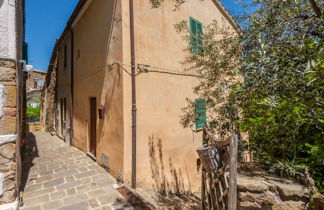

{"left": 262, "top": 180, "right": 277, "bottom": 192}
{"left": 0, "top": 67, "right": 16, "bottom": 81}
{"left": 269, "top": 179, "right": 310, "bottom": 202}
{"left": 0, "top": 117, "right": 16, "bottom": 135}
{"left": 239, "top": 191, "right": 275, "bottom": 206}
{"left": 0, "top": 156, "right": 10, "bottom": 165}
{"left": 272, "top": 201, "right": 306, "bottom": 210}
{"left": 260, "top": 192, "right": 275, "bottom": 205}
{"left": 240, "top": 201, "right": 262, "bottom": 209}
{"left": 0, "top": 189, "right": 16, "bottom": 204}
{"left": 0, "top": 165, "right": 10, "bottom": 172}
{"left": 237, "top": 166, "right": 311, "bottom": 209}
{"left": 8, "top": 162, "right": 15, "bottom": 171}
{"left": 240, "top": 192, "right": 259, "bottom": 202}
{"left": 238, "top": 176, "right": 269, "bottom": 193}
{"left": 4, "top": 86, "right": 16, "bottom": 108}
{"left": 4, "top": 178, "right": 15, "bottom": 191}
{"left": 0, "top": 144, "right": 15, "bottom": 159}
{"left": 0, "top": 60, "right": 15, "bottom": 69}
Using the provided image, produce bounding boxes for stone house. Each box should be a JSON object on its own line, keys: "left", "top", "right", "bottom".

{"left": 0, "top": 0, "right": 26, "bottom": 209}
{"left": 42, "top": 0, "right": 238, "bottom": 193}
{"left": 26, "top": 68, "right": 46, "bottom": 92}
{"left": 26, "top": 68, "right": 46, "bottom": 112}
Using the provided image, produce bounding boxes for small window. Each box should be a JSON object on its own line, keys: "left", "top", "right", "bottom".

{"left": 77, "top": 49, "right": 81, "bottom": 59}
{"left": 195, "top": 99, "right": 206, "bottom": 130}
{"left": 33, "top": 78, "right": 39, "bottom": 89}
{"left": 64, "top": 45, "right": 68, "bottom": 68}
{"left": 190, "top": 17, "right": 203, "bottom": 51}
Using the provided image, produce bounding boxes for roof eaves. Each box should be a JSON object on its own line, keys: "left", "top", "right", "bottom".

{"left": 212, "top": 0, "right": 241, "bottom": 33}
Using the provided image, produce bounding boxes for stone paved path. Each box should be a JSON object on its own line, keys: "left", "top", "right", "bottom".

{"left": 20, "top": 131, "right": 133, "bottom": 210}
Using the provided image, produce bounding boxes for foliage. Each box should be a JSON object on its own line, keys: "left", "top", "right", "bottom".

{"left": 235, "top": 0, "right": 324, "bottom": 193}
{"left": 269, "top": 160, "right": 305, "bottom": 181}
{"left": 27, "top": 99, "right": 41, "bottom": 122}
{"left": 154, "top": 0, "right": 324, "bottom": 192}
{"left": 150, "top": 0, "right": 186, "bottom": 10}
{"left": 177, "top": 20, "right": 242, "bottom": 138}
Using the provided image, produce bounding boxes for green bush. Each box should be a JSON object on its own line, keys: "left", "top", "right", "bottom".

{"left": 176, "top": 0, "right": 323, "bottom": 193}
{"left": 27, "top": 99, "right": 41, "bottom": 122}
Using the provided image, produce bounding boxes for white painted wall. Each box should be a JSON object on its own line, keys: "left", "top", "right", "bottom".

{"left": 0, "top": 0, "right": 17, "bottom": 60}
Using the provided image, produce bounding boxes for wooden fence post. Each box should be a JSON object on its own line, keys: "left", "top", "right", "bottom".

{"left": 228, "top": 134, "right": 238, "bottom": 210}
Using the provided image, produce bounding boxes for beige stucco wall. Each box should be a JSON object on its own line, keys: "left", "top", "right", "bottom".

{"left": 56, "top": 34, "right": 72, "bottom": 141}
{"left": 72, "top": 0, "right": 124, "bottom": 177}
{"left": 56, "top": 0, "right": 236, "bottom": 193}
{"left": 121, "top": 0, "right": 236, "bottom": 192}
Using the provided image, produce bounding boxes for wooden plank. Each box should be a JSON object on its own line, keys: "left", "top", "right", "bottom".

{"left": 212, "top": 173, "right": 220, "bottom": 210}
{"left": 201, "top": 170, "right": 206, "bottom": 210}
{"left": 208, "top": 173, "right": 217, "bottom": 210}
{"left": 228, "top": 135, "right": 238, "bottom": 210}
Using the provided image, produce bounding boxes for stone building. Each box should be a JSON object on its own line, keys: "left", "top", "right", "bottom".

{"left": 0, "top": 0, "right": 25, "bottom": 209}
{"left": 26, "top": 68, "right": 46, "bottom": 112}
{"left": 26, "top": 68, "right": 46, "bottom": 92}
{"left": 41, "top": 46, "right": 58, "bottom": 134}
{"left": 42, "top": 0, "right": 238, "bottom": 193}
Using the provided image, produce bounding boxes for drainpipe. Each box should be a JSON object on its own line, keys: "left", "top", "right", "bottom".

{"left": 129, "top": 0, "right": 137, "bottom": 189}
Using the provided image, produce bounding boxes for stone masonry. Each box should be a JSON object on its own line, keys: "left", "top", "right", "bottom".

{"left": 0, "top": 58, "right": 19, "bottom": 209}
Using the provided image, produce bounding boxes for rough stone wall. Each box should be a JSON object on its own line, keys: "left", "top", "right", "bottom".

{"left": 237, "top": 164, "right": 312, "bottom": 210}
{"left": 0, "top": 58, "right": 18, "bottom": 207}
{"left": 26, "top": 70, "right": 46, "bottom": 92}
{"left": 41, "top": 59, "right": 57, "bottom": 133}
{"left": 26, "top": 89, "right": 41, "bottom": 100}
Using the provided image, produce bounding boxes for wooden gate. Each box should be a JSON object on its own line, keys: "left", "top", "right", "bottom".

{"left": 197, "top": 126, "right": 238, "bottom": 210}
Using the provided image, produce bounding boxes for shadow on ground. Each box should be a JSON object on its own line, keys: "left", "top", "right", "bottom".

{"left": 20, "top": 132, "right": 39, "bottom": 192}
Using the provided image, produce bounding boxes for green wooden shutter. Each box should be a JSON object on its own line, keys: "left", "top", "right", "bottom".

{"left": 195, "top": 99, "right": 206, "bottom": 130}
{"left": 197, "top": 22, "right": 203, "bottom": 51}
{"left": 190, "top": 17, "right": 203, "bottom": 51}
{"left": 190, "top": 17, "right": 197, "bottom": 48}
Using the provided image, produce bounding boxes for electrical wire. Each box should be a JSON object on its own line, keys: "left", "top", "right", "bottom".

{"left": 50, "top": 61, "right": 203, "bottom": 83}
{"left": 137, "top": 64, "right": 203, "bottom": 78}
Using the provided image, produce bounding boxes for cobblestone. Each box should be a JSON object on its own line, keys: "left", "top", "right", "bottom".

{"left": 20, "top": 131, "right": 133, "bottom": 210}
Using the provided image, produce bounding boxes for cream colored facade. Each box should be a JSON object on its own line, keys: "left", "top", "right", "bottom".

{"left": 56, "top": 33, "right": 73, "bottom": 143}
{"left": 46, "top": 0, "right": 237, "bottom": 193}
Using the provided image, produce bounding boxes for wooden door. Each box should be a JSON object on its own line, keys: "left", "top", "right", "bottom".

{"left": 89, "top": 97, "right": 97, "bottom": 156}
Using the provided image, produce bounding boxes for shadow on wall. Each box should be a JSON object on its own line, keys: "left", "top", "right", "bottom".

{"left": 0, "top": 0, "right": 4, "bottom": 8}
{"left": 149, "top": 134, "right": 186, "bottom": 195}
{"left": 148, "top": 134, "right": 201, "bottom": 209}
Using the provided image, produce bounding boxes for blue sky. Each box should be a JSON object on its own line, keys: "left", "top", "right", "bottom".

{"left": 25, "top": 0, "right": 244, "bottom": 71}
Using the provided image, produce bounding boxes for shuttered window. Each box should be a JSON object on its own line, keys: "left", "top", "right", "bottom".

{"left": 195, "top": 99, "right": 206, "bottom": 130}
{"left": 190, "top": 17, "right": 203, "bottom": 51}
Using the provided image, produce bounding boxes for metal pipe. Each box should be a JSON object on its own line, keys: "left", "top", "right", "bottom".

{"left": 129, "top": 0, "right": 137, "bottom": 189}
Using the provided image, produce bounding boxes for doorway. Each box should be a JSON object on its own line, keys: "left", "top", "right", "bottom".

{"left": 89, "top": 97, "right": 97, "bottom": 157}
{"left": 60, "top": 98, "right": 66, "bottom": 137}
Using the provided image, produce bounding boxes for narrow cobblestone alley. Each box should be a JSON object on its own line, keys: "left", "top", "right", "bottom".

{"left": 20, "top": 131, "right": 133, "bottom": 210}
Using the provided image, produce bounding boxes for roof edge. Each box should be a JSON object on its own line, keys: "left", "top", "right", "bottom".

{"left": 212, "top": 0, "right": 241, "bottom": 32}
